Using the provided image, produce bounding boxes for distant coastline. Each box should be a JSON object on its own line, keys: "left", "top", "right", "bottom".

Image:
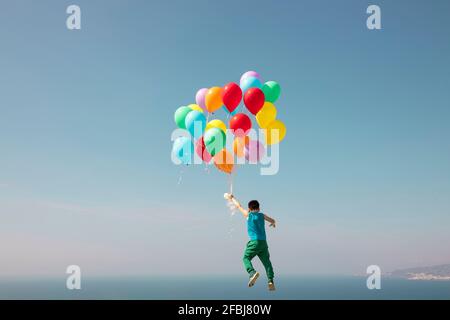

{"left": 387, "top": 264, "right": 450, "bottom": 281}
{"left": 403, "top": 273, "right": 450, "bottom": 281}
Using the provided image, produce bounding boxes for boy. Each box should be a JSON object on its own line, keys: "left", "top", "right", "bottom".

{"left": 229, "top": 194, "right": 276, "bottom": 291}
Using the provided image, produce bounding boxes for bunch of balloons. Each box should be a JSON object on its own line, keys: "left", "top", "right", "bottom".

{"left": 172, "top": 71, "right": 287, "bottom": 175}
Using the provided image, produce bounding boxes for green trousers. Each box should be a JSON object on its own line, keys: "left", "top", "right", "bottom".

{"left": 243, "top": 240, "right": 274, "bottom": 281}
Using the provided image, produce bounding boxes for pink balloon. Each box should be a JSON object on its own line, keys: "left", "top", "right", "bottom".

{"left": 240, "top": 71, "right": 262, "bottom": 87}
{"left": 195, "top": 88, "right": 208, "bottom": 112}
{"left": 245, "top": 140, "right": 265, "bottom": 163}
{"left": 195, "top": 136, "right": 212, "bottom": 163}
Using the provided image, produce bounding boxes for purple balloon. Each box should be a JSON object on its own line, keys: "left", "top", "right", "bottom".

{"left": 245, "top": 140, "right": 265, "bottom": 163}
{"left": 195, "top": 88, "right": 208, "bottom": 112}
{"left": 240, "top": 71, "right": 262, "bottom": 87}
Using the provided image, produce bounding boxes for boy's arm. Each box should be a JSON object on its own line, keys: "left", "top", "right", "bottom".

{"left": 229, "top": 195, "right": 249, "bottom": 218}
{"left": 264, "top": 214, "right": 276, "bottom": 227}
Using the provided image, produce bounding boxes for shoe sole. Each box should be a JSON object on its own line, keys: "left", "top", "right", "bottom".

{"left": 248, "top": 272, "right": 260, "bottom": 287}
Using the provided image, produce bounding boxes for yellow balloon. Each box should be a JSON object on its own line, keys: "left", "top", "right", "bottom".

{"left": 256, "top": 102, "right": 277, "bottom": 128}
{"left": 206, "top": 119, "right": 227, "bottom": 133}
{"left": 205, "top": 87, "right": 223, "bottom": 113}
{"left": 189, "top": 104, "right": 204, "bottom": 113}
{"left": 265, "top": 120, "right": 286, "bottom": 145}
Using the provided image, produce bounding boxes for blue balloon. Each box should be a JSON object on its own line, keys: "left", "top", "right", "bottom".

{"left": 222, "top": 105, "right": 239, "bottom": 116}
{"left": 240, "top": 76, "right": 262, "bottom": 93}
{"left": 172, "top": 136, "right": 194, "bottom": 165}
{"left": 185, "top": 110, "right": 206, "bottom": 139}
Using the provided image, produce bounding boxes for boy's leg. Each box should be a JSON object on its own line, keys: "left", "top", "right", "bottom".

{"left": 257, "top": 242, "right": 274, "bottom": 282}
{"left": 243, "top": 241, "right": 258, "bottom": 276}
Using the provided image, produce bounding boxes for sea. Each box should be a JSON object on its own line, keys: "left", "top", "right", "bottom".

{"left": 1, "top": 276, "right": 449, "bottom": 300}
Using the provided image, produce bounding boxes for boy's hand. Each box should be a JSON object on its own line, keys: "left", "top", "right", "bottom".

{"left": 229, "top": 195, "right": 249, "bottom": 218}
{"left": 269, "top": 220, "right": 276, "bottom": 228}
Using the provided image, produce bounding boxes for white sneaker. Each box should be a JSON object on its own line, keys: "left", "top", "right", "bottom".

{"left": 248, "top": 272, "right": 260, "bottom": 287}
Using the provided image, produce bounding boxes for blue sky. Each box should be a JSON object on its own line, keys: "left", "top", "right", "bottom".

{"left": 1, "top": 0, "right": 450, "bottom": 277}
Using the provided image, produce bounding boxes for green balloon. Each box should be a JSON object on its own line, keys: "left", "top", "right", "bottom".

{"left": 262, "top": 81, "right": 281, "bottom": 103}
{"left": 174, "top": 106, "right": 192, "bottom": 129}
{"left": 204, "top": 127, "right": 226, "bottom": 157}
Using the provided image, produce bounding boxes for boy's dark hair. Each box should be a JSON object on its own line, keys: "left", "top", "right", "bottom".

{"left": 248, "top": 200, "right": 260, "bottom": 211}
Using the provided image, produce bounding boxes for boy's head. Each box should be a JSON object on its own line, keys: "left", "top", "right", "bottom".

{"left": 248, "top": 200, "right": 260, "bottom": 212}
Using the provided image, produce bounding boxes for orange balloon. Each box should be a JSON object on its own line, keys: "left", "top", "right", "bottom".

{"left": 232, "top": 136, "right": 250, "bottom": 158}
{"left": 205, "top": 87, "right": 223, "bottom": 113}
{"left": 213, "top": 149, "right": 234, "bottom": 174}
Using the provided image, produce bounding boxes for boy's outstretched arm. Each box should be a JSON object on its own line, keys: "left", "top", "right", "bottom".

{"left": 229, "top": 195, "right": 249, "bottom": 218}
{"left": 264, "top": 214, "right": 276, "bottom": 228}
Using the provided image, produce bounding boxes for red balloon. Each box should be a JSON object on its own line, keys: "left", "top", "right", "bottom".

{"left": 244, "top": 88, "right": 265, "bottom": 115}
{"left": 222, "top": 82, "right": 242, "bottom": 113}
{"left": 229, "top": 113, "right": 252, "bottom": 137}
{"left": 195, "top": 136, "right": 212, "bottom": 163}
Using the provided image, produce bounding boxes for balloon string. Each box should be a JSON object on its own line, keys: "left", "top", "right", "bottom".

{"left": 229, "top": 171, "right": 233, "bottom": 194}
{"left": 226, "top": 172, "right": 237, "bottom": 219}
{"left": 177, "top": 167, "right": 184, "bottom": 185}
